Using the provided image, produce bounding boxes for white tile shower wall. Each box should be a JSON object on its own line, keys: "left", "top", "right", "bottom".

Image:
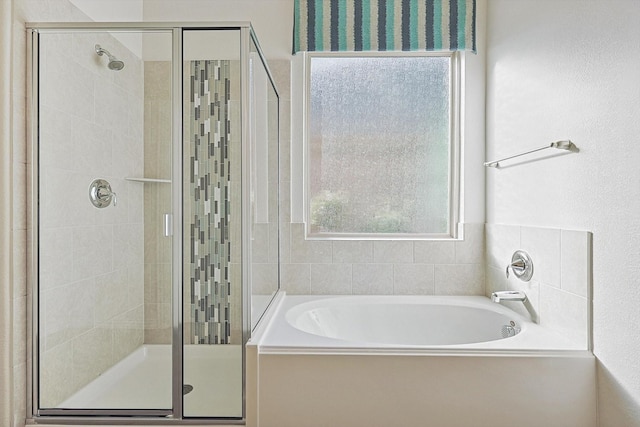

{"left": 485, "top": 224, "right": 591, "bottom": 348}
{"left": 281, "top": 223, "right": 485, "bottom": 296}
{"left": 37, "top": 32, "right": 144, "bottom": 407}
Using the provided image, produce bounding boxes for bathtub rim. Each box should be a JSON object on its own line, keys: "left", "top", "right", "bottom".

{"left": 258, "top": 294, "right": 589, "bottom": 356}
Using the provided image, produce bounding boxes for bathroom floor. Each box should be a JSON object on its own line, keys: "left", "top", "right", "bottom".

{"left": 59, "top": 344, "right": 242, "bottom": 417}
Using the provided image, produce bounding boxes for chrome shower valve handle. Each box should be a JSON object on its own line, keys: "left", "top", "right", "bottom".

{"left": 96, "top": 186, "right": 117, "bottom": 206}
{"left": 506, "top": 250, "right": 533, "bottom": 282}
{"left": 89, "top": 178, "right": 117, "bottom": 208}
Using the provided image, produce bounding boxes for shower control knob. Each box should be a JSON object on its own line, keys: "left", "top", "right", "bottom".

{"left": 89, "top": 178, "right": 117, "bottom": 208}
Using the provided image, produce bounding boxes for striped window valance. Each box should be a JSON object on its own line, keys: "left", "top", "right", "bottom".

{"left": 294, "top": 0, "right": 476, "bottom": 53}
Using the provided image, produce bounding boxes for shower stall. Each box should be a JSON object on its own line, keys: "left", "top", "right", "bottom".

{"left": 28, "top": 22, "right": 280, "bottom": 421}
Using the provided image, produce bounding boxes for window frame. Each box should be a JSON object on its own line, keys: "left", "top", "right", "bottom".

{"left": 303, "top": 51, "right": 462, "bottom": 240}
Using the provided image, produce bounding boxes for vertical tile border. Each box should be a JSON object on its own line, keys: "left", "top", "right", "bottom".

{"left": 189, "top": 60, "right": 232, "bottom": 344}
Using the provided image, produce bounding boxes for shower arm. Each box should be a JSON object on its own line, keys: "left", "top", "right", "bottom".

{"left": 95, "top": 44, "right": 112, "bottom": 59}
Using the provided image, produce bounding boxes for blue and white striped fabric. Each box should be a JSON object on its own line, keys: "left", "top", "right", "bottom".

{"left": 294, "top": 0, "right": 476, "bottom": 53}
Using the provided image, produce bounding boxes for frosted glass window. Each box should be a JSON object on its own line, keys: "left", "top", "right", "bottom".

{"left": 307, "top": 55, "right": 455, "bottom": 237}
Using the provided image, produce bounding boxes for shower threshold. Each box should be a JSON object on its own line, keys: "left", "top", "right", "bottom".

{"left": 57, "top": 344, "right": 242, "bottom": 417}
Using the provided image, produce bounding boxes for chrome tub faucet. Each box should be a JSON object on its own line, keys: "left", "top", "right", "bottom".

{"left": 491, "top": 290, "right": 528, "bottom": 303}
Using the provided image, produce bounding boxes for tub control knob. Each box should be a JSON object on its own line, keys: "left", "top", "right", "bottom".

{"left": 506, "top": 250, "right": 533, "bottom": 282}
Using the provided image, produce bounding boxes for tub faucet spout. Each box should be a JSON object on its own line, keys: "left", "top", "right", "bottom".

{"left": 491, "top": 290, "right": 527, "bottom": 303}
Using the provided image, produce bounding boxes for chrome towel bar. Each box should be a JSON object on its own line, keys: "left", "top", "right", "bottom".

{"left": 484, "top": 140, "right": 574, "bottom": 168}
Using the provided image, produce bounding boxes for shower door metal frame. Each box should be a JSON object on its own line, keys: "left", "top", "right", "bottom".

{"left": 26, "top": 21, "right": 271, "bottom": 424}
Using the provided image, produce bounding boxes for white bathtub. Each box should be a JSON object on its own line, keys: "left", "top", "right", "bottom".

{"left": 287, "top": 296, "right": 528, "bottom": 347}
{"left": 248, "top": 295, "right": 596, "bottom": 427}
{"left": 265, "top": 295, "right": 584, "bottom": 352}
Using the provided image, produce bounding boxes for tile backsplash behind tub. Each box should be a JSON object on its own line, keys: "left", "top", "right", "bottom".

{"left": 486, "top": 224, "right": 592, "bottom": 349}
{"left": 270, "top": 222, "right": 485, "bottom": 296}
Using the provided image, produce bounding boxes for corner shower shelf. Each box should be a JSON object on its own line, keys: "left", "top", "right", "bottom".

{"left": 125, "top": 177, "right": 172, "bottom": 184}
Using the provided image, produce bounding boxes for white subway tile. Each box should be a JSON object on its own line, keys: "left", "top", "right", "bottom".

{"left": 39, "top": 106, "right": 75, "bottom": 170}
{"left": 43, "top": 279, "right": 95, "bottom": 351}
{"left": 156, "top": 263, "right": 172, "bottom": 304}
{"left": 455, "top": 223, "right": 485, "bottom": 264}
{"left": 72, "top": 115, "right": 113, "bottom": 176}
{"left": 157, "top": 303, "right": 172, "bottom": 330}
{"left": 521, "top": 226, "right": 561, "bottom": 288}
{"left": 373, "top": 241, "right": 413, "bottom": 263}
{"left": 72, "top": 324, "right": 115, "bottom": 394}
{"left": 279, "top": 222, "right": 292, "bottom": 264}
{"left": 143, "top": 303, "right": 159, "bottom": 330}
{"left": 310, "top": 264, "right": 352, "bottom": 294}
{"left": 561, "top": 230, "right": 591, "bottom": 298}
{"left": 144, "top": 265, "right": 159, "bottom": 304}
{"left": 279, "top": 180, "right": 292, "bottom": 225}
{"left": 251, "top": 263, "right": 279, "bottom": 295}
{"left": 251, "top": 223, "right": 270, "bottom": 263}
{"left": 39, "top": 227, "right": 74, "bottom": 290}
{"left": 127, "top": 181, "right": 144, "bottom": 224}
{"left": 332, "top": 240, "right": 374, "bottom": 263}
{"left": 40, "top": 50, "right": 95, "bottom": 122}
{"left": 540, "top": 284, "right": 588, "bottom": 348}
{"left": 280, "top": 263, "right": 311, "bottom": 295}
{"left": 353, "top": 263, "right": 394, "bottom": 294}
{"left": 435, "top": 264, "right": 485, "bottom": 295}
{"left": 414, "top": 240, "right": 455, "bottom": 264}
{"left": 393, "top": 264, "right": 435, "bottom": 295}
{"left": 269, "top": 222, "right": 280, "bottom": 263}
{"left": 114, "top": 223, "right": 144, "bottom": 270}
{"left": 485, "top": 224, "right": 520, "bottom": 269}
{"left": 485, "top": 265, "right": 506, "bottom": 298}
{"left": 95, "top": 81, "right": 128, "bottom": 137}
{"left": 94, "top": 269, "right": 128, "bottom": 324}
{"left": 126, "top": 265, "right": 145, "bottom": 312}
{"left": 113, "top": 306, "right": 144, "bottom": 361}
{"left": 290, "top": 223, "right": 332, "bottom": 263}
{"left": 39, "top": 343, "right": 74, "bottom": 407}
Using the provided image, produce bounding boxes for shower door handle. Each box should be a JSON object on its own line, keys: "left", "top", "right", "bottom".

{"left": 163, "top": 213, "right": 173, "bottom": 237}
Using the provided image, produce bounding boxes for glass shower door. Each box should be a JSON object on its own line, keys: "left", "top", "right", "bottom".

{"left": 33, "top": 22, "right": 279, "bottom": 420}
{"left": 35, "top": 28, "right": 174, "bottom": 413}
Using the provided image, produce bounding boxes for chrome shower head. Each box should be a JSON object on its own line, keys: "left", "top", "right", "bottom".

{"left": 95, "top": 44, "right": 125, "bottom": 71}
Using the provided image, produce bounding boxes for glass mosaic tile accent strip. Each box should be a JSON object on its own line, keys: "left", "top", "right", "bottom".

{"left": 189, "top": 60, "right": 232, "bottom": 344}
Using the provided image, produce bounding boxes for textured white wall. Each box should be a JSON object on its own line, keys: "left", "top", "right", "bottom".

{"left": 68, "top": 0, "right": 144, "bottom": 57}
{"left": 68, "top": 0, "right": 142, "bottom": 21}
{"left": 142, "top": 0, "right": 294, "bottom": 60}
{"left": 485, "top": 1, "right": 640, "bottom": 425}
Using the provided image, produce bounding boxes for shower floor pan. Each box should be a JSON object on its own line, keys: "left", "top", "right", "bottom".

{"left": 59, "top": 344, "right": 242, "bottom": 417}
